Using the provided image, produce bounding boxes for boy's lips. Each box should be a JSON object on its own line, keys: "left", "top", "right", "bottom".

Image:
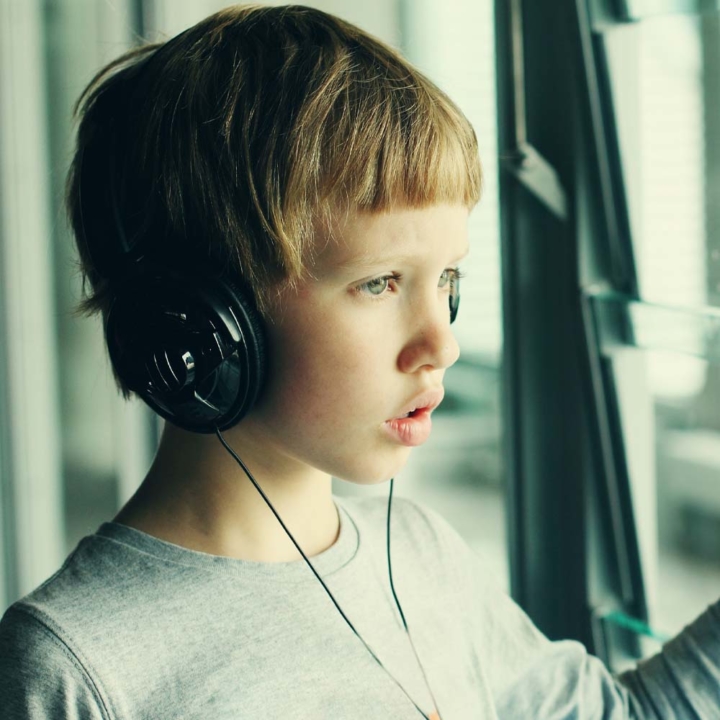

{"left": 390, "top": 388, "right": 445, "bottom": 420}
{"left": 383, "top": 388, "right": 445, "bottom": 447}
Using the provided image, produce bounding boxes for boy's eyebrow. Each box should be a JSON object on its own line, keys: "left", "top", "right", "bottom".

{"left": 336, "top": 245, "right": 470, "bottom": 272}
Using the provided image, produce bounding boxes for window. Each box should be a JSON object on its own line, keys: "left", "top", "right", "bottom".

{"left": 599, "top": 9, "right": 720, "bottom": 644}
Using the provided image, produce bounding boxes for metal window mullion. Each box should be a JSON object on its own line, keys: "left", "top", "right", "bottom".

{"left": 496, "top": 0, "right": 597, "bottom": 648}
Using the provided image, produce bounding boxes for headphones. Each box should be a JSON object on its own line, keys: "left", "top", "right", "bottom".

{"left": 94, "top": 156, "right": 459, "bottom": 436}
{"left": 83, "top": 131, "right": 266, "bottom": 433}
{"left": 105, "top": 261, "right": 267, "bottom": 433}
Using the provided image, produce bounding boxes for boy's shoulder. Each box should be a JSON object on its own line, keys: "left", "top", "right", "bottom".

{"left": 0, "top": 527, "right": 160, "bottom": 652}
{"left": 0, "top": 529, "right": 155, "bottom": 718}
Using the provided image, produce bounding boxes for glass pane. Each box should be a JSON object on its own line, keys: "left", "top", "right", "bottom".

{"left": 611, "top": 347, "right": 720, "bottom": 644}
{"left": 619, "top": 0, "right": 720, "bottom": 20}
{"left": 605, "top": 13, "right": 720, "bottom": 311}
{"left": 591, "top": 292, "right": 720, "bottom": 648}
{"left": 592, "top": 292, "right": 720, "bottom": 365}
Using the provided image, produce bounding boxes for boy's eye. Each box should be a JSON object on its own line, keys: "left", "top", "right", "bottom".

{"left": 357, "top": 274, "right": 399, "bottom": 296}
{"left": 356, "top": 269, "right": 463, "bottom": 298}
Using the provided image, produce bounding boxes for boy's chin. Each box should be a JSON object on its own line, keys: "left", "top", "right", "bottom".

{"left": 340, "top": 474, "right": 394, "bottom": 487}
{"left": 334, "top": 451, "right": 412, "bottom": 486}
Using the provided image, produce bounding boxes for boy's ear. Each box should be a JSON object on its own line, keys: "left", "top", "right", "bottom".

{"left": 106, "top": 267, "right": 268, "bottom": 433}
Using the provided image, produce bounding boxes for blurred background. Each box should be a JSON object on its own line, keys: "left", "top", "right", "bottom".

{"left": 1, "top": 0, "right": 719, "bottom": 672}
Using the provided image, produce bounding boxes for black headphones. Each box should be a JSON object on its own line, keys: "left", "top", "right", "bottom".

{"left": 105, "top": 262, "right": 267, "bottom": 433}
{"left": 92, "top": 152, "right": 459, "bottom": 435}
{"left": 85, "top": 135, "right": 267, "bottom": 433}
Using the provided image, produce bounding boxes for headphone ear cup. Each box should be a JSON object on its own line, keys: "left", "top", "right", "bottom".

{"left": 220, "top": 276, "right": 268, "bottom": 400}
{"left": 106, "top": 269, "right": 268, "bottom": 433}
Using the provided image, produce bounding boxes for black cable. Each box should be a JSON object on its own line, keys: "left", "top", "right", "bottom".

{"left": 387, "top": 478, "right": 443, "bottom": 719}
{"left": 214, "top": 427, "right": 435, "bottom": 720}
{"left": 387, "top": 477, "right": 409, "bottom": 632}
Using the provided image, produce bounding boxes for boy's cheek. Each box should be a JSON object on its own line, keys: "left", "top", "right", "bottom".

{"left": 269, "top": 309, "right": 395, "bottom": 373}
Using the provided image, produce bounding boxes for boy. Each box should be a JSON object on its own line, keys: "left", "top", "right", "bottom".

{"left": 1, "top": 4, "right": 719, "bottom": 718}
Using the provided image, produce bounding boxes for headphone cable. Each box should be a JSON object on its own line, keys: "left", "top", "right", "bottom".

{"left": 387, "top": 477, "right": 443, "bottom": 718}
{"left": 214, "top": 427, "right": 441, "bottom": 720}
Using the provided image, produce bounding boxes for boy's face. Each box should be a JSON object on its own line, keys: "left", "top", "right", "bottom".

{"left": 243, "top": 204, "right": 469, "bottom": 484}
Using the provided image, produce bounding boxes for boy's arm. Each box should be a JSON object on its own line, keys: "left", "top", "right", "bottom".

{"left": 616, "top": 602, "right": 720, "bottom": 717}
{"left": 0, "top": 607, "right": 108, "bottom": 720}
{"left": 409, "top": 500, "right": 720, "bottom": 718}
{"left": 487, "top": 593, "right": 720, "bottom": 719}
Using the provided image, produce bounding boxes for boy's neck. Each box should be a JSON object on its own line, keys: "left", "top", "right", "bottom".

{"left": 114, "top": 422, "right": 340, "bottom": 563}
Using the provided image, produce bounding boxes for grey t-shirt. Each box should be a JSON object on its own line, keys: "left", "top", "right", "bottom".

{"left": 0, "top": 496, "right": 718, "bottom": 719}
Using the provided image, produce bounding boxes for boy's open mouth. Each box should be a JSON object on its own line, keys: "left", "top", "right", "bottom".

{"left": 399, "top": 408, "right": 422, "bottom": 419}
{"left": 383, "top": 390, "right": 443, "bottom": 447}
{"left": 389, "top": 388, "right": 444, "bottom": 422}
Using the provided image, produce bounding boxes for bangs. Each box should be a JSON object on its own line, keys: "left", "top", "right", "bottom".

{"left": 334, "top": 85, "right": 481, "bottom": 212}
{"left": 282, "top": 44, "right": 482, "bottom": 246}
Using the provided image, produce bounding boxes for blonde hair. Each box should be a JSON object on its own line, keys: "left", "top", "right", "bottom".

{"left": 67, "top": 4, "right": 481, "bottom": 390}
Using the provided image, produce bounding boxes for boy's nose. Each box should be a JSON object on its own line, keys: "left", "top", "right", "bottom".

{"left": 397, "top": 304, "right": 460, "bottom": 374}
